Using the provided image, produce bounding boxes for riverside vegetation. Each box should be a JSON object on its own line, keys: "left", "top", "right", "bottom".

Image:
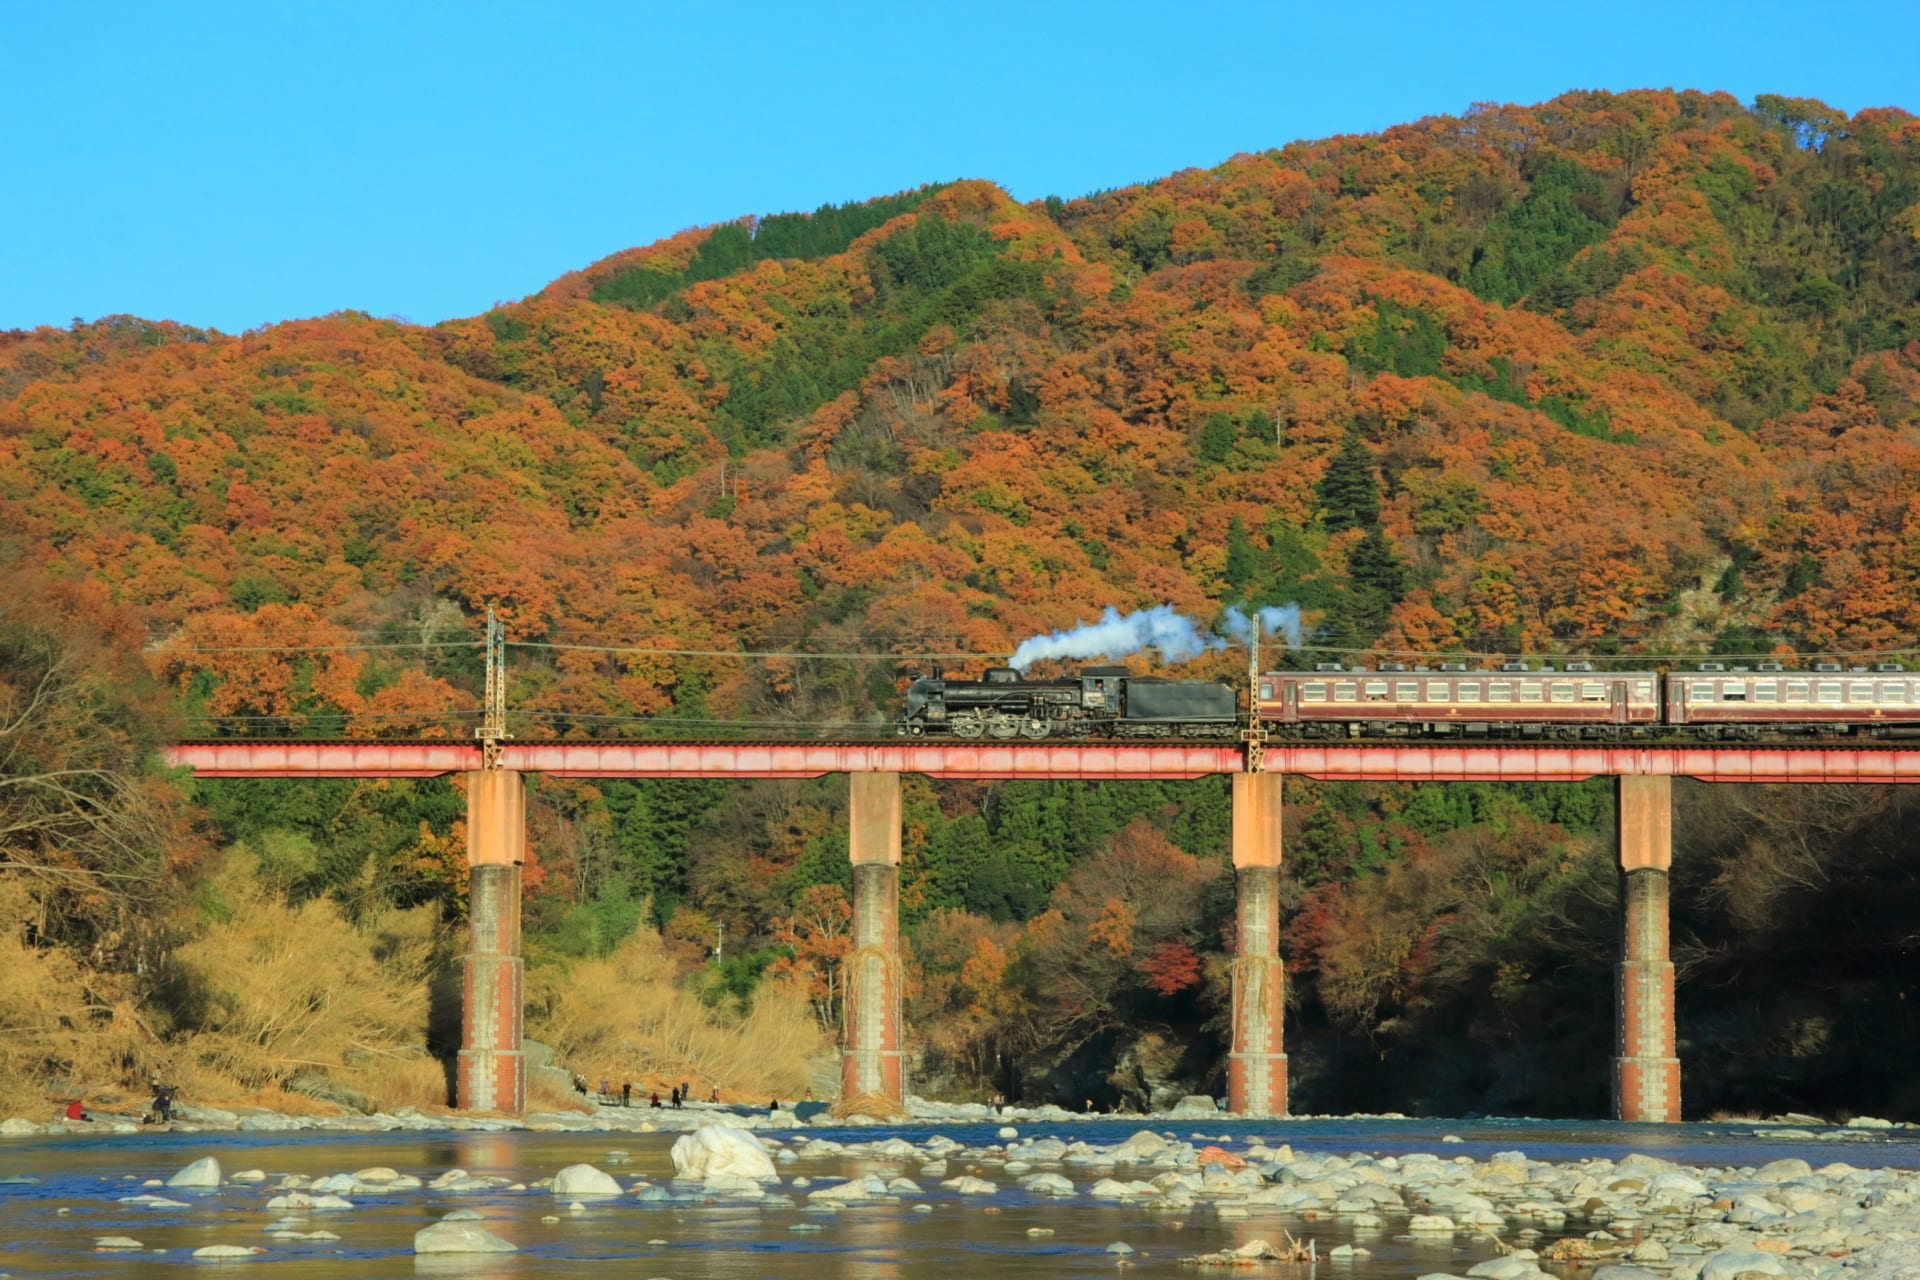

{"left": 3, "top": 89, "right": 1920, "bottom": 1120}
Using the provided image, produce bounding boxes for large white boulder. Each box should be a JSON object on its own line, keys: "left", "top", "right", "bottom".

{"left": 551, "top": 1164, "right": 623, "bottom": 1197}
{"left": 413, "top": 1221, "right": 517, "bottom": 1253}
{"left": 670, "top": 1124, "right": 778, "bottom": 1183}
{"left": 167, "top": 1157, "right": 222, "bottom": 1188}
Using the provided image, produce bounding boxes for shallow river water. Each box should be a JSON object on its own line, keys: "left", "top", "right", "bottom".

{"left": 1, "top": 1116, "right": 1909, "bottom": 1278}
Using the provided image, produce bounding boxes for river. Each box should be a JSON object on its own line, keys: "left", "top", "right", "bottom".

{"left": 0, "top": 1116, "right": 1905, "bottom": 1278}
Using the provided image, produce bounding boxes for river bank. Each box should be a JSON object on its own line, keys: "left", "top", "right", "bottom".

{"left": 9, "top": 1116, "right": 1920, "bottom": 1278}
{"left": 6, "top": 1094, "right": 1917, "bottom": 1143}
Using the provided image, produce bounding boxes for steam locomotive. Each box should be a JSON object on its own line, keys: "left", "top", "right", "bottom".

{"left": 898, "top": 662, "right": 1920, "bottom": 741}
{"left": 898, "top": 666, "right": 1238, "bottom": 739}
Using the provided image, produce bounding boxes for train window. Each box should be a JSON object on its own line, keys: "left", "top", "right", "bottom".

{"left": 1395, "top": 682, "right": 1419, "bottom": 701}
{"left": 1722, "top": 682, "right": 1747, "bottom": 702}
{"left": 1879, "top": 683, "right": 1907, "bottom": 704}
{"left": 1634, "top": 681, "right": 1654, "bottom": 701}
{"left": 1302, "top": 682, "right": 1327, "bottom": 702}
{"left": 1691, "top": 681, "right": 1715, "bottom": 701}
{"left": 1426, "top": 682, "right": 1450, "bottom": 701}
{"left": 1818, "top": 682, "right": 1842, "bottom": 703}
{"left": 1550, "top": 681, "right": 1575, "bottom": 703}
{"left": 1489, "top": 682, "right": 1512, "bottom": 703}
{"left": 1849, "top": 683, "right": 1874, "bottom": 704}
{"left": 1786, "top": 682, "right": 1810, "bottom": 702}
{"left": 1259, "top": 683, "right": 1273, "bottom": 699}
{"left": 1582, "top": 682, "right": 1606, "bottom": 701}
{"left": 1754, "top": 682, "right": 1778, "bottom": 702}
{"left": 1457, "top": 683, "right": 1482, "bottom": 703}
{"left": 1363, "top": 681, "right": 1388, "bottom": 699}
{"left": 1334, "top": 682, "right": 1357, "bottom": 702}
{"left": 1519, "top": 682, "right": 1543, "bottom": 700}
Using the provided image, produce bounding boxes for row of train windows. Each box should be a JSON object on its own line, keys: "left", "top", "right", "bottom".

{"left": 1688, "top": 681, "right": 1915, "bottom": 704}
{"left": 1298, "top": 680, "right": 1632, "bottom": 704}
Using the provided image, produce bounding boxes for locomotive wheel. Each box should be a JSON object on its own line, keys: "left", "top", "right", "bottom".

{"left": 988, "top": 717, "right": 1020, "bottom": 740}
{"left": 1020, "top": 720, "right": 1051, "bottom": 740}
{"left": 952, "top": 718, "right": 985, "bottom": 740}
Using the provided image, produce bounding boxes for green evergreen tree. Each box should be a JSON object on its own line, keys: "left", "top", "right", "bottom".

{"left": 1345, "top": 526, "right": 1409, "bottom": 637}
{"left": 1223, "top": 516, "right": 1258, "bottom": 595}
{"left": 1317, "top": 429, "right": 1380, "bottom": 532}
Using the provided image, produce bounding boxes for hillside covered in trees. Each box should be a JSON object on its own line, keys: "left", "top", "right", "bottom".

{"left": 3, "top": 89, "right": 1919, "bottom": 1118}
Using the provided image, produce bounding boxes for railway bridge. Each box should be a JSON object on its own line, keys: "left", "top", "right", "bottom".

{"left": 163, "top": 737, "right": 1920, "bottom": 1122}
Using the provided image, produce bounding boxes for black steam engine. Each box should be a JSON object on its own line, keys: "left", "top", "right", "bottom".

{"left": 898, "top": 666, "right": 1239, "bottom": 740}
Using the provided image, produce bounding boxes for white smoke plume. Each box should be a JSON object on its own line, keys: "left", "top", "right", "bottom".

{"left": 1007, "top": 603, "right": 1304, "bottom": 670}
{"left": 1008, "top": 605, "right": 1221, "bottom": 670}
{"left": 1220, "top": 604, "right": 1303, "bottom": 650}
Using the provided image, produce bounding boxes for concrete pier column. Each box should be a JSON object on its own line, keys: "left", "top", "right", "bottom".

{"left": 841, "top": 772, "right": 904, "bottom": 1107}
{"left": 1228, "top": 771, "right": 1287, "bottom": 1117}
{"left": 458, "top": 768, "right": 526, "bottom": 1114}
{"left": 1614, "top": 773, "right": 1680, "bottom": 1123}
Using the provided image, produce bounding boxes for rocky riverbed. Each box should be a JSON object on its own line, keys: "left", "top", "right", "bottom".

{"left": 8, "top": 1112, "right": 1920, "bottom": 1277}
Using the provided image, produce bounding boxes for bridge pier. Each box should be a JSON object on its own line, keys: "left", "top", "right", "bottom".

{"left": 458, "top": 768, "right": 526, "bottom": 1114}
{"left": 1614, "top": 774, "right": 1680, "bottom": 1123}
{"left": 842, "top": 771, "right": 905, "bottom": 1109}
{"left": 1228, "top": 771, "right": 1287, "bottom": 1117}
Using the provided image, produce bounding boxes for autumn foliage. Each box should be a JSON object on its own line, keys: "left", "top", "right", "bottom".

{"left": 6, "top": 88, "right": 1920, "bottom": 1116}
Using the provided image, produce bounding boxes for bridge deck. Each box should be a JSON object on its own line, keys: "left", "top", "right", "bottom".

{"left": 164, "top": 739, "right": 1920, "bottom": 783}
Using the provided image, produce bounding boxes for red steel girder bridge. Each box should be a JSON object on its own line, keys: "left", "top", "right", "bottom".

{"left": 167, "top": 735, "right": 1914, "bottom": 1124}
{"left": 167, "top": 738, "right": 1920, "bottom": 784}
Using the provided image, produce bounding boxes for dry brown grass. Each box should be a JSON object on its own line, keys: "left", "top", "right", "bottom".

{"left": 0, "top": 849, "right": 463, "bottom": 1119}
{"left": 0, "top": 878, "right": 166, "bottom": 1118}
{"left": 165, "top": 849, "right": 447, "bottom": 1111}
{"left": 527, "top": 926, "right": 826, "bottom": 1102}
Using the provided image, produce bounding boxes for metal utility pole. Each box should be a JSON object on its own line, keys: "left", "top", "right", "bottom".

{"left": 478, "top": 606, "right": 509, "bottom": 768}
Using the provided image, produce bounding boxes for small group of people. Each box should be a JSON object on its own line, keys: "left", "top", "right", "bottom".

{"left": 571, "top": 1072, "right": 731, "bottom": 1110}
{"left": 62, "top": 1081, "right": 176, "bottom": 1126}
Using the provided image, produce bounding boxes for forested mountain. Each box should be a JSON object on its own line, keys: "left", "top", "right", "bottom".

{"left": 4, "top": 89, "right": 1919, "bottom": 1117}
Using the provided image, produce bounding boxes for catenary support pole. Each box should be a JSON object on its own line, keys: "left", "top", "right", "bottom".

{"left": 842, "top": 771, "right": 905, "bottom": 1108}
{"left": 1615, "top": 773, "right": 1680, "bottom": 1123}
{"left": 1228, "top": 771, "right": 1287, "bottom": 1117}
{"left": 458, "top": 768, "right": 526, "bottom": 1113}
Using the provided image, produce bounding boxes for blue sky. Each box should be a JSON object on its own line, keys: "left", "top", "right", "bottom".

{"left": 4, "top": 1, "right": 1915, "bottom": 334}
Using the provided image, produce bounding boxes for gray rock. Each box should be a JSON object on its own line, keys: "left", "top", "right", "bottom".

{"left": 1754, "top": 1158, "right": 1813, "bottom": 1183}
{"left": 1108, "top": 1242, "right": 1136, "bottom": 1254}
{"left": 1699, "top": 1250, "right": 1788, "bottom": 1280}
{"left": 1168, "top": 1095, "right": 1219, "bottom": 1117}
{"left": 1593, "top": 1268, "right": 1666, "bottom": 1280}
{"left": 413, "top": 1221, "right": 516, "bottom": 1254}
{"left": 551, "top": 1163, "right": 622, "bottom": 1196}
{"left": 166, "top": 1157, "right": 222, "bottom": 1188}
